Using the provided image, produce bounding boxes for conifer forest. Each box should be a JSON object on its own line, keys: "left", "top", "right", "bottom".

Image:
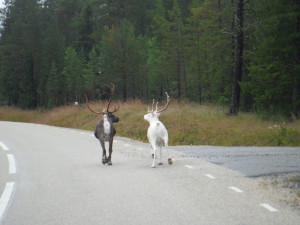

{"left": 0, "top": 0, "right": 299, "bottom": 117}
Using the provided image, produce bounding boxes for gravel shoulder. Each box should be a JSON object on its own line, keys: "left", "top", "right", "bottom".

{"left": 255, "top": 173, "right": 300, "bottom": 214}
{"left": 116, "top": 137, "right": 300, "bottom": 215}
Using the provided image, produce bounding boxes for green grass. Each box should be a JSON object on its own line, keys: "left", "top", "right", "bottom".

{"left": 1, "top": 102, "right": 300, "bottom": 146}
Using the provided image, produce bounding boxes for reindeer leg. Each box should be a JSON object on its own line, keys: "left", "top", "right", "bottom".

{"left": 107, "top": 139, "right": 113, "bottom": 166}
{"left": 158, "top": 145, "right": 163, "bottom": 165}
{"left": 151, "top": 146, "right": 154, "bottom": 159}
{"left": 164, "top": 138, "right": 172, "bottom": 165}
{"left": 151, "top": 143, "right": 157, "bottom": 168}
{"left": 100, "top": 140, "right": 108, "bottom": 164}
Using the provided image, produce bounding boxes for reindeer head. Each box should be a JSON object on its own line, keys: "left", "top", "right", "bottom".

{"left": 144, "top": 92, "right": 170, "bottom": 123}
{"left": 85, "top": 84, "right": 120, "bottom": 123}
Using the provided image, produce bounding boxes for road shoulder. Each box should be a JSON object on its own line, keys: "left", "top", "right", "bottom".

{"left": 115, "top": 136, "right": 300, "bottom": 216}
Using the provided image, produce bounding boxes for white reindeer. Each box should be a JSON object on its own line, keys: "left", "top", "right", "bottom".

{"left": 144, "top": 92, "right": 173, "bottom": 168}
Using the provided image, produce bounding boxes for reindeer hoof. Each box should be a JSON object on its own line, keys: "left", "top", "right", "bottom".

{"left": 168, "top": 158, "right": 173, "bottom": 165}
{"left": 158, "top": 162, "right": 163, "bottom": 165}
{"left": 151, "top": 165, "right": 156, "bottom": 168}
{"left": 102, "top": 159, "right": 108, "bottom": 165}
{"left": 108, "top": 161, "right": 112, "bottom": 166}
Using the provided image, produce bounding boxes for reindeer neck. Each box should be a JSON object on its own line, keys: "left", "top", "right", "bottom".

{"left": 103, "top": 114, "right": 112, "bottom": 123}
{"left": 149, "top": 115, "right": 160, "bottom": 123}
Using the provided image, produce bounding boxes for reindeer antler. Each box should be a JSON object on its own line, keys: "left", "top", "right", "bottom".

{"left": 105, "top": 83, "right": 114, "bottom": 112}
{"left": 105, "top": 83, "right": 120, "bottom": 113}
{"left": 147, "top": 99, "right": 155, "bottom": 113}
{"left": 85, "top": 93, "right": 103, "bottom": 114}
{"left": 156, "top": 92, "right": 170, "bottom": 113}
{"left": 147, "top": 92, "right": 170, "bottom": 114}
{"left": 85, "top": 83, "right": 120, "bottom": 115}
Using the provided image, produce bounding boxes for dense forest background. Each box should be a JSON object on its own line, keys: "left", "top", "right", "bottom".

{"left": 0, "top": 0, "right": 299, "bottom": 118}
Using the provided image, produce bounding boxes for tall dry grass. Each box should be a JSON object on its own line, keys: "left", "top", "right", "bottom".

{"left": 1, "top": 102, "right": 300, "bottom": 146}
{"left": 0, "top": 106, "right": 41, "bottom": 122}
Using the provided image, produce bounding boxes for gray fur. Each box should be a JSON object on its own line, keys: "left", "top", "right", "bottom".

{"left": 94, "top": 112, "right": 119, "bottom": 165}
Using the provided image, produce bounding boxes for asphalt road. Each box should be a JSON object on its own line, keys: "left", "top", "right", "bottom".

{"left": 1, "top": 121, "right": 300, "bottom": 225}
{"left": 171, "top": 146, "right": 300, "bottom": 177}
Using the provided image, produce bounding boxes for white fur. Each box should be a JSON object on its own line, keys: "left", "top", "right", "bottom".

{"left": 144, "top": 112, "right": 170, "bottom": 168}
{"left": 103, "top": 115, "right": 111, "bottom": 135}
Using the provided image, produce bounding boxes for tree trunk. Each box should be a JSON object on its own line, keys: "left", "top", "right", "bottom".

{"left": 292, "top": 12, "right": 300, "bottom": 117}
{"left": 121, "top": 37, "right": 127, "bottom": 102}
{"left": 293, "top": 82, "right": 299, "bottom": 117}
{"left": 197, "top": 29, "right": 202, "bottom": 103}
{"left": 217, "top": 0, "right": 222, "bottom": 28}
{"left": 180, "top": 26, "right": 187, "bottom": 99}
{"left": 177, "top": 59, "right": 181, "bottom": 102}
{"left": 121, "top": 72, "right": 127, "bottom": 102}
{"left": 229, "top": 0, "right": 244, "bottom": 116}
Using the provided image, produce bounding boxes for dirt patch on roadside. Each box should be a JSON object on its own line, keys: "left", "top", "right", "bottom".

{"left": 257, "top": 172, "right": 300, "bottom": 214}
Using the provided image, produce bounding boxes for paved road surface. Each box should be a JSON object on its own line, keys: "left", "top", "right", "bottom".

{"left": 171, "top": 146, "right": 300, "bottom": 177}
{"left": 0, "top": 122, "right": 300, "bottom": 225}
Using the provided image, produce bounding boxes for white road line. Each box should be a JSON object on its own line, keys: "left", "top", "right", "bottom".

{"left": 185, "top": 165, "right": 208, "bottom": 169}
{"left": 260, "top": 203, "right": 278, "bottom": 212}
{"left": 185, "top": 165, "right": 194, "bottom": 169}
{"left": 0, "top": 141, "right": 9, "bottom": 151}
{"left": 0, "top": 182, "right": 16, "bottom": 220}
{"left": 229, "top": 186, "right": 244, "bottom": 193}
{"left": 204, "top": 174, "right": 216, "bottom": 179}
{"left": 6, "top": 154, "right": 16, "bottom": 174}
{"left": 137, "top": 147, "right": 143, "bottom": 151}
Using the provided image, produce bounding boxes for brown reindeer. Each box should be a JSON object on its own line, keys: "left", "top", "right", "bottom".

{"left": 85, "top": 84, "right": 120, "bottom": 165}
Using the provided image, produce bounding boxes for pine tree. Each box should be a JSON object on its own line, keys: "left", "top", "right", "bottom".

{"left": 168, "top": 0, "right": 186, "bottom": 101}
{"left": 229, "top": 0, "right": 245, "bottom": 115}
{"left": 63, "top": 47, "right": 84, "bottom": 103}
{"left": 75, "top": 2, "right": 95, "bottom": 58}
{"left": 39, "top": 1, "right": 65, "bottom": 106}
{"left": 188, "top": 0, "right": 233, "bottom": 103}
{"left": 100, "top": 20, "right": 147, "bottom": 101}
{"left": 245, "top": 0, "right": 300, "bottom": 117}
{"left": 83, "top": 47, "right": 101, "bottom": 98}
{"left": 47, "top": 61, "right": 59, "bottom": 107}
{"left": 147, "top": 0, "right": 172, "bottom": 100}
{"left": 0, "top": 0, "right": 42, "bottom": 108}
